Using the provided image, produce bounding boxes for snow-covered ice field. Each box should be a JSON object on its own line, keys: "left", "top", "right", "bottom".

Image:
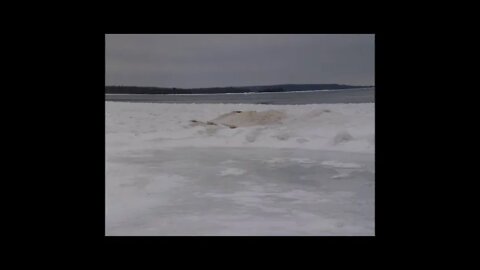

{"left": 106, "top": 102, "right": 375, "bottom": 236}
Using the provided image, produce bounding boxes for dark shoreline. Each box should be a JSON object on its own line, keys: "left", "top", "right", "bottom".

{"left": 105, "top": 84, "right": 373, "bottom": 95}
{"left": 105, "top": 87, "right": 375, "bottom": 105}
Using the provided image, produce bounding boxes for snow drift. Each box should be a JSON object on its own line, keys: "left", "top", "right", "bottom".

{"left": 105, "top": 102, "right": 375, "bottom": 154}
{"left": 197, "top": 110, "right": 287, "bottom": 128}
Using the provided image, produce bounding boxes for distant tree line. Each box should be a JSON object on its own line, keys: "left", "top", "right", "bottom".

{"left": 105, "top": 84, "right": 372, "bottom": 95}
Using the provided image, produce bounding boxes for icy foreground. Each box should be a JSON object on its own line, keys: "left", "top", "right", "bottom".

{"left": 106, "top": 102, "right": 375, "bottom": 236}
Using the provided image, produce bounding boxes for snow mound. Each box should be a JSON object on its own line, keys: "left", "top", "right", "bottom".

{"left": 195, "top": 110, "right": 286, "bottom": 128}
{"left": 105, "top": 102, "right": 374, "bottom": 154}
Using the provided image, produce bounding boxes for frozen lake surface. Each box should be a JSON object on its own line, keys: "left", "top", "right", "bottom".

{"left": 106, "top": 147, "right": 374, "bottom": 236}
{"left": 105, "top": 87, "right": 374, "bottom": 105}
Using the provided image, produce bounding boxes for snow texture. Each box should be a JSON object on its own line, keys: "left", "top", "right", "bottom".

{"left": 106, "top": 102, "right": 375, "bottom": 236}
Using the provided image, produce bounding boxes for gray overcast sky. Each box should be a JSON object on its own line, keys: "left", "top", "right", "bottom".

{"left": 106, "top": 34, "right": 374, "bottom": 88}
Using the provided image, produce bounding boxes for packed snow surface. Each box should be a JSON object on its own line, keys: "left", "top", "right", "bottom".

{"left": 106, "top": 102, "right": 375, "bottom": 236}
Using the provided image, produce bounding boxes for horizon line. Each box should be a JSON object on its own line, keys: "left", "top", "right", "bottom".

{"left": 105, "top": 83, "right": 375, "bottom": 89}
